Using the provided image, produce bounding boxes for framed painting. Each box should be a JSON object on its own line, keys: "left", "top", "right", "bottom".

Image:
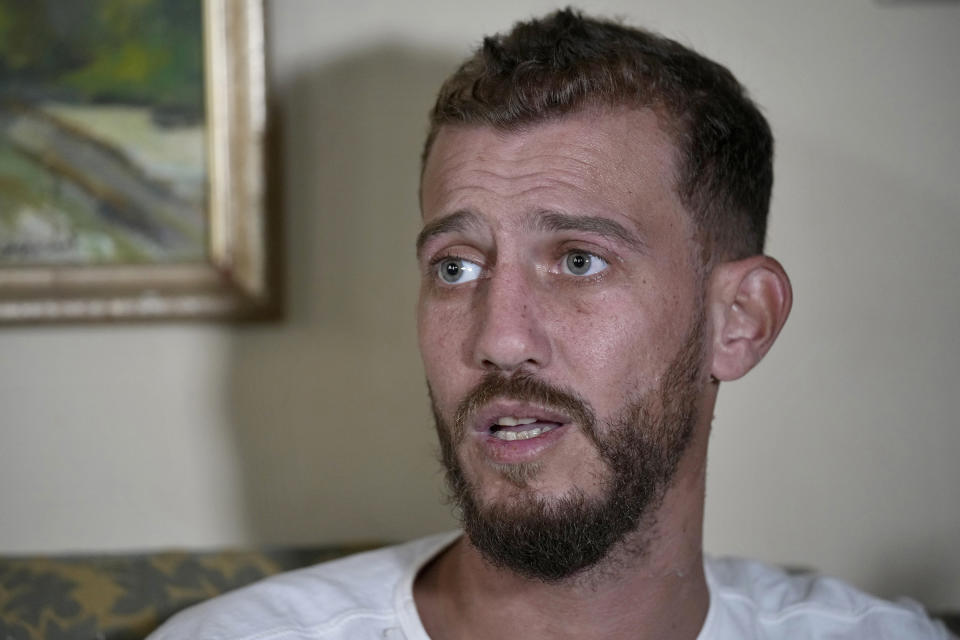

{"left": 0, "top": 0, "right": 275, "bottom": 322}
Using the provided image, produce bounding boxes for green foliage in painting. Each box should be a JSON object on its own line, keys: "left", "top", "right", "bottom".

{"left": 0, "top": 0, "right": 203, "bottom": 116}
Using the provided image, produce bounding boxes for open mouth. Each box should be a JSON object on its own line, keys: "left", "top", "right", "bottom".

{"left": 471, "top": 404, "right": 573, "bottom": 464}
{"left": 489, "top": 416, "right": 564, "bottom": 441}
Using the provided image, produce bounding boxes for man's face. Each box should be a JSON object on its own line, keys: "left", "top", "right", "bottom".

{"left": 417, "top": 108, "right": 711, "bottom": 579}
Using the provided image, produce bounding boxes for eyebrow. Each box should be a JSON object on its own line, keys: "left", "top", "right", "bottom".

{"left": 533, "top": 211, "right": 647, "bottom": 252}
{"left": 415, "top": 209, "right": 647, "bottom": 257}
{"left": 416, "top": 210, "right": 481, "bottom": 258}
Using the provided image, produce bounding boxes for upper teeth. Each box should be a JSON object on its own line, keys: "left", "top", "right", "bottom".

{"left": 495, "top": 416, "right": 537, "bottom": 426}
{"left": 491, "top": 416, "right": 557, "bottom": 441}
{"left": 492, "top": 425, "right": 556, "bottom": 441}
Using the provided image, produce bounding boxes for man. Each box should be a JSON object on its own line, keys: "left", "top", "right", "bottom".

{"left": 152, "top": 9, "right": 952, "bottom": 640}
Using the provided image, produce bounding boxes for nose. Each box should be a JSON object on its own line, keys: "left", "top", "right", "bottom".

{"left": 470, "top": 264, "right": 552, "bottom": 373}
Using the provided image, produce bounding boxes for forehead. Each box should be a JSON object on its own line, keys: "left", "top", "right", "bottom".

{"left": 420, "top": 107, "right": 686, "bottom": 232}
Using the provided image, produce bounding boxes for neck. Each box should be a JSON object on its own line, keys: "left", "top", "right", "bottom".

{"left": 415, "top": 421, "right": 711, "bottom": 640}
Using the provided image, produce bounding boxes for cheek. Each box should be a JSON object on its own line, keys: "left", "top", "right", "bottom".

{"left": 548, "top": 289, "right": 685, "bottom": 397}
{"left": 418, "top": 299, "right": 470, "bottom": 398}
{"left": 550, "top": 295, "right": 638, "bottom": 372}
{"left": 417, "top": 311, "right": 445, "bottom": 375}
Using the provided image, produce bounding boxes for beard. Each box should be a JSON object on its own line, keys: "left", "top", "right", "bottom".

{"left": 430, "top": 309, "right": 706, "bottom": 582}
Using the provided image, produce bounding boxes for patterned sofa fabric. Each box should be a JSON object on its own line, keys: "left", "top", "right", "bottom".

{"left": 0, "top": 545, "right": 379, "bottom": 640}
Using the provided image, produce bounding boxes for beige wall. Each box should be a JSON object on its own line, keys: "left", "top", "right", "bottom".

{"left": 1, "top": 0, "right": 957, "bottom": 610}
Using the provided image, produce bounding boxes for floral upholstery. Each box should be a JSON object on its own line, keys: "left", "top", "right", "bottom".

{"left": 0, "top": 544, "right": 380, "bottom": 640}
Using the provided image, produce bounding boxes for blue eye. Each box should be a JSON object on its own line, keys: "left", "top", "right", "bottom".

{"left": 437, "top": 258, "right": 481, "bottom": 284}
{"left": 562, "top": 251, "right": 607, "bottom": 276}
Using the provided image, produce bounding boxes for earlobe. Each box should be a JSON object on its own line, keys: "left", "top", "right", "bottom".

{"left": 708, "top": 256, "right": 792, "bottom": 382}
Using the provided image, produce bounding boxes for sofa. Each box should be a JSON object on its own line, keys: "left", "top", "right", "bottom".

{"left": 0, "top": 544, "right": 379, "bottom": 639}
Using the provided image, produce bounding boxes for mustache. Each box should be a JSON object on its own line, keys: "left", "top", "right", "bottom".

{"left": 452, "top": 371, "right": 597, "bottom": 443}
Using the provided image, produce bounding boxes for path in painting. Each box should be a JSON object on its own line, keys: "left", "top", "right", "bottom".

{"left": 0, "top": 103, "right": 204, "bottom": 263}
{"left": 0, "top": 102, "right": 204, "bottom": 263}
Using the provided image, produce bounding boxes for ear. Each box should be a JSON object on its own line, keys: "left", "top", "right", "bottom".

{"left": 707, "top": 255, "right": 792, "bottom": 382}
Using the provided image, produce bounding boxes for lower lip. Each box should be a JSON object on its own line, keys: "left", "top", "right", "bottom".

{"left": 475, "top": 424, "right": 569, "bottom": 464}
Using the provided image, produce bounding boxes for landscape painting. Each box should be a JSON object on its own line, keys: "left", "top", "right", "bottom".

{"left": 0, "top": 0, "right": 207, "bottom": 267}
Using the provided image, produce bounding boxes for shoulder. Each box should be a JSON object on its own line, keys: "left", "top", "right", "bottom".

{"left": 703, "top": 556, "right": 951, "bottom": 640}
{"left": 148, "top": 532, "right": 458, "bottom": 640}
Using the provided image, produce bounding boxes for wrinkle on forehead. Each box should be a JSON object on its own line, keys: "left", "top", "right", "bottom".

{"left": 429, "top": 159, "right": 606, "bottom": 205}
{"left": 421, "top": 107, "right": 681, "bottom": 222}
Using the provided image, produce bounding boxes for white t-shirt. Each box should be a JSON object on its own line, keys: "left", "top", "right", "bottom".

{"left": 149, "top": 532, "right": 953, "bottom": 639}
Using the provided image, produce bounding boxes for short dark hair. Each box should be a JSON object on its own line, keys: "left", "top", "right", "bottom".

{"left": 422, "top": 8, "right": 773, "bottom": 262}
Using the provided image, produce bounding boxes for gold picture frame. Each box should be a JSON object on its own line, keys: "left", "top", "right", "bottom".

{"left": 0, "top": 0, "right": 275, "bottom": 322}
